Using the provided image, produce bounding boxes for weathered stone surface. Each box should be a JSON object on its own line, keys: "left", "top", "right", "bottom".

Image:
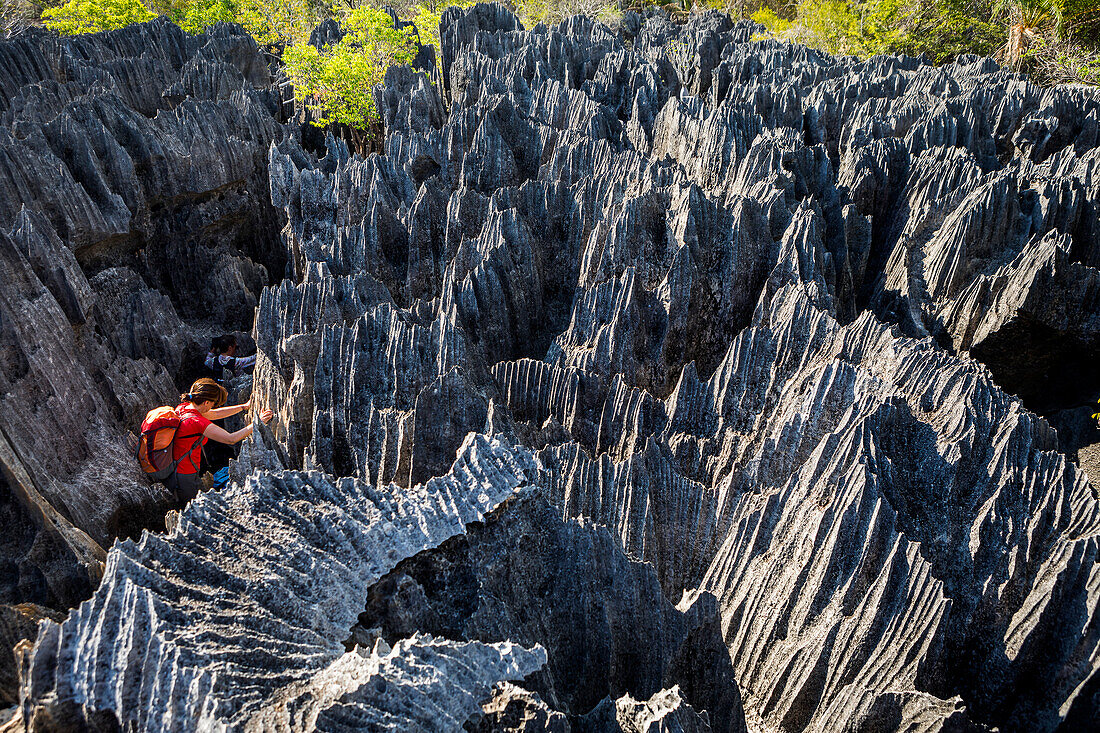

{"left": 0, "top": 605, "right": 63, "bottom": 707}
{"left": 9, "top": 4, "right": 1100, "bottom": 732}
{"left": 0, "top": 220, "right": 162, "bottom": 549}
{"left": 353, "top": 493, "right": 745, "bottom": 732}
{"left": 250, "top": 6, "right": 1100, "bottom": 732}
{"left": 466, "top": 683, "right": 570, "bottom": 732}
{"left": 18, "top": 435, "right": 543, "bottom": 730}
{"left": 579, "top": 687, "right": 714, "bottom": 733}
{"left": 0, "top": 22, "right": 285, "bottom": 317}
{"left": 472, "top": 684, "right": 717, "bottom": 733}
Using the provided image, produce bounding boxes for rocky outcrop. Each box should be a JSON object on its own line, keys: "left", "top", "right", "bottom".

{"left": 0, "top": 22, "right": 284, "bottom": 320}
{"left": 9, "top": 4, "right": 1100, "bottom": 733}
{"left": 248, "top": 6, "right": 1100, "bottom": 732}
{"left": 18, "top": 435, "right": 546, "bottom": 730}
{"left": 0, "top": 18, "right": 287, "bottom": 620}
{"left": 353, "top": 493, "right": 745, "bottom": 732}
{"left": 0, "top": 605, "right": 63, "bottom": 707}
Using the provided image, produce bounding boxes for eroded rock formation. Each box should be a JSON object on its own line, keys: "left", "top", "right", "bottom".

{"left": 252, "top": 6, "right": 1100, "bottom": 730}
{"left": 18, "top": 435, "right": 549, "bottom": 730}
{"left": 353, "top": 493, "right": 745, "bottom": 731}
{"left": 7, "top": 4, "right": 1100, "bottom": 733}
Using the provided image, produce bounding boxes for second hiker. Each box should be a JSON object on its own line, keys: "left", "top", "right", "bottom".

{"left": 205, "top": 334, "right": 257, "bottom": 385}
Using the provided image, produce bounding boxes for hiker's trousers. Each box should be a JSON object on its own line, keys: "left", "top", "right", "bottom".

{"left": 167, "top": 471, "right": 203, "bottom": 508}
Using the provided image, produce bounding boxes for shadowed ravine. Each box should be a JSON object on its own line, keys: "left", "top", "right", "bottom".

{"left": 2, "top": 5, "right": 1100, "bottom": 732}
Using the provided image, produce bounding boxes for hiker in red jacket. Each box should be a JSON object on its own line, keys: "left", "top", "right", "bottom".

{"left": 170, "top": 378, "right": 273, "bottom": 506}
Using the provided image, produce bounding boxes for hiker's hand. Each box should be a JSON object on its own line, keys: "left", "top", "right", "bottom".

{"left": 242, "top": 399, "right": 251, "bottom": 411}
{"left": 259, "top": 409, "right": 273, "bottom": 424}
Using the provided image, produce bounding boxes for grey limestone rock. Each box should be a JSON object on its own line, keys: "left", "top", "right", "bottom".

{"left": 467, "top": 683, "right": 571, "bottom": 732}
{"left": 352, "top": 492, "right": 745, "bottom": 732}
{"left": 579, "top": 687, "right": 714, "bottom": 733}
{"left": 0, "top": 605, "right": 63, "bottom": 708}
{"left": 252, "top": 5, "right": 1100, "bottom": 732}
{"left": 0, "top": 17, "right": 287, "bottom": 622}
{"left": 18, "top": 434, "right": 543, "bottom": 730}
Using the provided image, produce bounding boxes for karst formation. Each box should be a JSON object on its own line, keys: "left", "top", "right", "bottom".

{"left": 1, "top": 4, "right": 1100, "bottom": 732}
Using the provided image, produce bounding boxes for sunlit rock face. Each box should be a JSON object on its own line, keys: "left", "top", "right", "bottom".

{"left": 10, "top": 4, "right": 1100, "bottom": 732}
{"left": 19, "top": 436, "right": 549, "bottom": 731}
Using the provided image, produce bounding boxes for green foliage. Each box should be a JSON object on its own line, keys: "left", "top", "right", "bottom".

{"left": 987, "top": 0, "right": 1100, "bottom": 78}
{"left": 284, "top": 5, "right": 417, "bottom": 133}
{"left": 283, "top": 43, "right": 375, "bottom": 129}
{"left": 797, "top": 0, "right": 861, "bottom": 55}
{"left": 817, "top": 0, "right": 906, "bottom": 55}
{"left": 42, "top": 0, "right": 154, "bottom": 34}
{"left": 752, "top": 0, "right": 916, "bottom": 56}
{"left": 174, "top": 0, "right": 314, "bottom": 44}
{"left": 995, "top": 0, "right": 1062, "bottom": 35}
{"left": 1063, "top": 0, "right": 1100, "bottom": 43}
{"left": 1024, "top": 34, "right": 1100, "bottom": 83}
{"left": 175, "top": 0, "right": 235, "bottom": 33}
{"left": 995, "top": 0, "right": 1058, "bottom": 67}
{"left": 407, "top": 0, "right": 471, "bottom": 50}
{"left": 329, "top": 0, "right": 470, "bottom": 52}
{"left": 341, "top": 4, "right": 418, "bottom": 53}
{"left": 4, "top": 0, "right": 45, "bottom": 36}
{"left": 750, "top": 7, "right": 791, "bottom": 34}
{"left": 897, "top": 0, "right": 1001, "bottom": 63}
{"left": 236, "top": 0, "right": 314, "bottom": 44}
{"left": 747, "top": 0, "right": 1096, "bottom": 77}
{"left": 755, "top": 0, "right": 1097, "bottom": 80}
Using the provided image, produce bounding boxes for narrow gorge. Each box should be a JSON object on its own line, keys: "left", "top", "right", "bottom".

{"left": 1, "top": 5, "right": 1099, "bottom": 731}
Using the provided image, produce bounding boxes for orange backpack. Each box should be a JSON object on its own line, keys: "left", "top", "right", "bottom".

{"left": 134, "top": 406, "right": 189, "bottom": 481}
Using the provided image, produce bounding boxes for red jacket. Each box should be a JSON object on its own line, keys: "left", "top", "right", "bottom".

{"left": 172, "top": 404, "right": 211, "bottom": 475}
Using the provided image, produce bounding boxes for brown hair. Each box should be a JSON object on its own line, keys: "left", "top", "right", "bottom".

{"left": 181, "top": 378, "right": 227, "bottom": 408}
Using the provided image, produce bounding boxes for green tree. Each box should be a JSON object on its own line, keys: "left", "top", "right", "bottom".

{"left": 1063, "top": 0, "right": 1099, "bottom": 43}
{"left": 175, "top": 0, "right": 314, "bottom": 45}
{"left": 990, "top": 0, "right": 1100, "bottom": 82}
{"left": 234, "top": 0, "right": 314, "bottom": 45}
{"left": 514, "top": 0, "right": 621, "bottom": 28}
{"left": 283, "top": 5, "right": 417, "bottom": 146}
{"left": 896, "top": 0, "right": 1001, "bottom": 63}
{"left": 750, "top": 7, "right": 792, "bottom": 35}
{"left": 750, "top": 0, "right": 1096, "bottom": 83}
{"left": 407, "top": 0, "right": 471, "bottom": 52}
{"left": 175, "top": 0, "right": 236, "bottom": 33}
{"left": 41, "top": 0, "right": 155, "bottom": 34}
{"left": 752, "top": 0, "right": 910, "bottom": 56}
